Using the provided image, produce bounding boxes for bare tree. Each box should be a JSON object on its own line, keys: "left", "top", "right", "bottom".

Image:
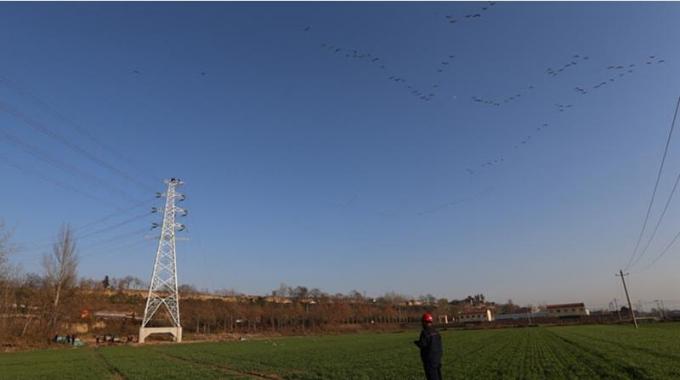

{"left": 0, "top": 220, "right": 15, "bottom": 281}
{"left": 0, "top": 221, "right": 16, "bottom": 338}
{"left": 42, "top": 225, "right": 78, "bottom": 333}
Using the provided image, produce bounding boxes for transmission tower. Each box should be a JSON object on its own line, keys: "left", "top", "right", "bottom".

{"left": 139, "top": 178, "right": 187, "bottom": 343}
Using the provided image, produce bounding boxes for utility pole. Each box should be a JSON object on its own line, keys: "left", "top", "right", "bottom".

{"left": 617, "top": 270, "right": 638, "bottom": 328}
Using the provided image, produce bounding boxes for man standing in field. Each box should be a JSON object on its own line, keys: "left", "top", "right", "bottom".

{"left": 414, "top": 312, "right": 443, "bottom": 380}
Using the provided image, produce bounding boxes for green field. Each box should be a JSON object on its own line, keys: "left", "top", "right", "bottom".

{"left": 3, "top": 324, "right": 680, "bottom": 379}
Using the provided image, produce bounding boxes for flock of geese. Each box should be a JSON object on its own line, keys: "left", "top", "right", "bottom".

{"left": 546, "top": 54, "right": 590, "bottom": 77}
{"left": 308, "top": 17, "right": 667, "bottom": 179}
{"left": 299, "top": 5, "right": 669, "bottom": 214}
{"left": 318, "top": 41, "right": 440, "bottom": 102}
{"left": 469, "top": 54, "right": 666, "bottom": 174}
{"left": 586, "top": 56, "right": 665, "bottom": 93}
{"left": 472, "top": 85, "right": 535, "bottom": 108}
{"left": 444, "top": 1, "right": 497, "bottom": 25}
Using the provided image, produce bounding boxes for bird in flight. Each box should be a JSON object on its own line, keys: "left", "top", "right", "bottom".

{"left": 304, "top": 26, "right": 311, "bottom": 32}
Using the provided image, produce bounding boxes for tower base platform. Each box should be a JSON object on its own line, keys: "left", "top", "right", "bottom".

{"left": 139, "top": 327, "right": 182, "bottom": 343}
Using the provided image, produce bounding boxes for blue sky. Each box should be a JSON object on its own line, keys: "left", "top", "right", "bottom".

{"left": 1, "top": 2, "right": 680, "bottom": 308}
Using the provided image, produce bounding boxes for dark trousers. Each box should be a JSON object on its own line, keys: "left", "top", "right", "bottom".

{"left": 423, "top": 363, "right": 442, "bottom": 380}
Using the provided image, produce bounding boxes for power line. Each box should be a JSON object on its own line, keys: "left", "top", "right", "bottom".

{"left": 637, "top": 227, "right": 680, "bottom": 273}
{"left": 68, "top": 211, "right": 153, "bottom": 241}
{"left": 0, "top": 152, "right": 115, "bottom": 207}
{"left": 17, "top": 198, "right": 156, "bottom": 251}
{"left": 18, "top": 211, "right": 153, "bottom": 256}
{"left": 0, "top": 99, "right": 156, "bottom": 192}
{"left": 79, "top": 237, "right": 153, "bottom": 262}
{"left": 0, "top": 127, "right": 138, "bottom": 202}
{"left": 79, "top": 227, "right": 149, "bottom": 251}
{"left": 19, "top": 234, "right": 154, "bottom": 266}
{"left": 624, "top": 97, "right": 680, "bottom": 270}
{"left": 631, "top": 169, "right": 680, "bottom": 269}
{"left": 0, "top": 76, "right": 162, "bottom": 183}
{"left": 75, "top": 198, "right": 156, "bottom": 234}
{"left": 20, "top": 228, "right": 149, "bottom": 262}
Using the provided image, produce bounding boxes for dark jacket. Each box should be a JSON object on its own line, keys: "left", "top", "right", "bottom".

{"left": 414, "top": 325, "right": 443, "bottom": 365}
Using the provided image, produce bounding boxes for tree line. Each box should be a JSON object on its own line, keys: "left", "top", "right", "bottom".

{"left": 0, "top": 223, "right": 496, "bottom": 347}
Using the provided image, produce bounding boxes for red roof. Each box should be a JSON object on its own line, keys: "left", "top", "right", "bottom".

{"left": 546, "top": 303, "right": 585, "bottom": 309}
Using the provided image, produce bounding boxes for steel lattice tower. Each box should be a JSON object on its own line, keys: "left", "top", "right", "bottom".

{"left": 139, "top": 178, "right": 187, "bottom": 343}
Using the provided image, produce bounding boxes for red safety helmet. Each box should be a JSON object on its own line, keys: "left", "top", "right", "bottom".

{"left": 422, "top": 312, "right": 434, "bottom": 323}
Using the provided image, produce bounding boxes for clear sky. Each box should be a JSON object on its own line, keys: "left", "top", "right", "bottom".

{"left": 1, "top": 2, "right": 680, "bottom": 309}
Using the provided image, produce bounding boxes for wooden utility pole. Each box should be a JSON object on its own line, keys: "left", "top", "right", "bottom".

{"left": 617, "top": 270, "right": 638, "bottom": 328}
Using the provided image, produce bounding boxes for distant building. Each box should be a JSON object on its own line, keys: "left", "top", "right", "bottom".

{"left": 496, "top": 306, "right": 545, "bottom": 321}
{"left": 263, "top": 296, "right": 293, "bottom": 304}
{"left": 458, "top": 308, "right": 494, "bottom": 322}
{"left": 546, "top": 303, "right": 589, "bottom": 318}
{"left": 93, "top": 310, "right": 141, "bottom": 321}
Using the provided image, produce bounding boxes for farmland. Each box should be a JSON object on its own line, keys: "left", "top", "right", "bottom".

{"left": 3, "top": 324, "right": 680, "bottom": 379}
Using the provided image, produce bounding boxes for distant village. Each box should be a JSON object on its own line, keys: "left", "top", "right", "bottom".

{"left": 2, "top": 270, "right": 680, "bottom": 348}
